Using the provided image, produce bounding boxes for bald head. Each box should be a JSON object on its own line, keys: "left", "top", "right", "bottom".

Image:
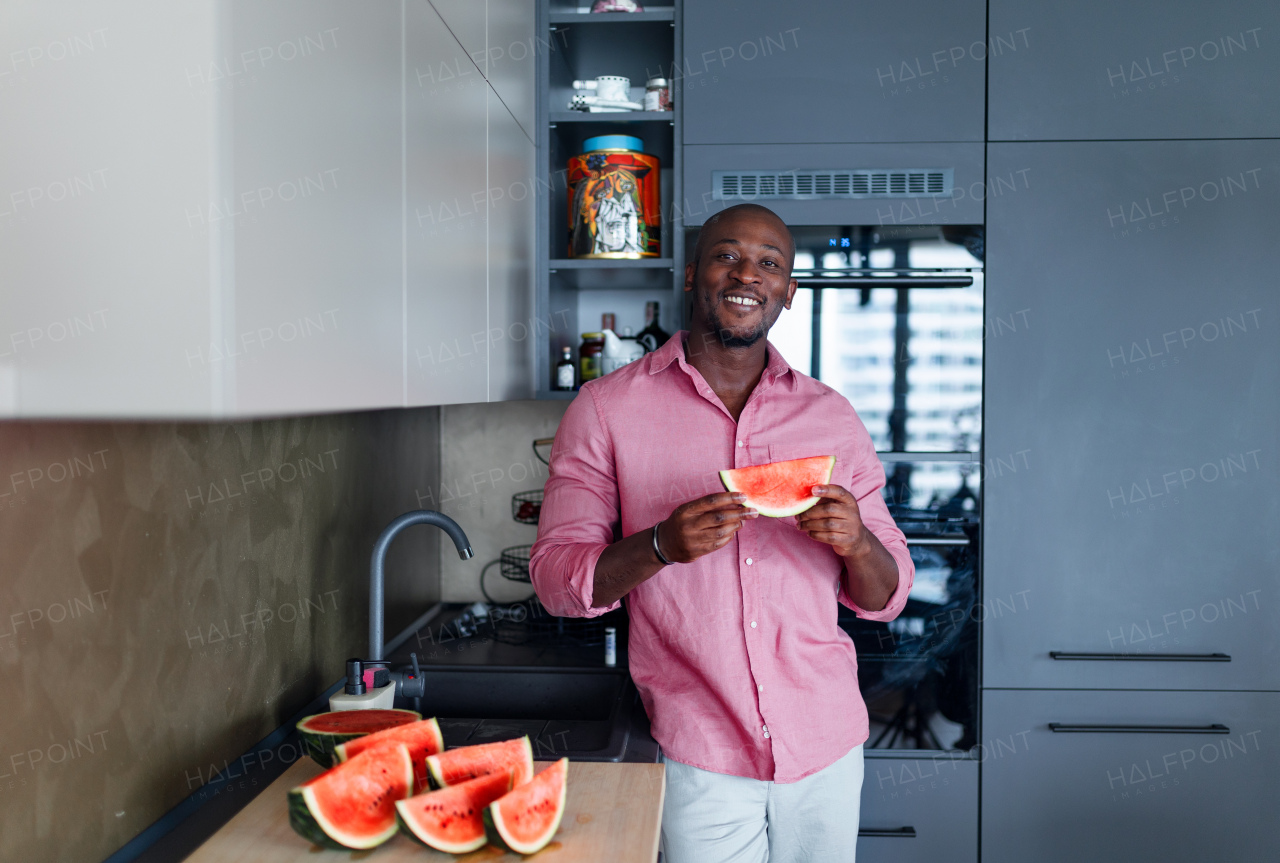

{"left": 692, "top": 204, "right": 795, "bottom": 274}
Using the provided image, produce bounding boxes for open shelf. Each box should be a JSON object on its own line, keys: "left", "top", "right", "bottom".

{"left": 551, "top": 111, "right": 675, "bottom": 124}
{"left": 550, "top": 257, "right": 673, "bottom": 269}
{"left": 537, "top": 0, "right": 684, "bottom": 398}
{"left": 549, "top": 9, "right": 675, "bottom": 23}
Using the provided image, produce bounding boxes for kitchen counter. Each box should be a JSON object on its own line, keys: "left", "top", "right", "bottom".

{"left": 186, "top": 758, "right": 664, "bottom": 863}
{"left": 132, "top": 602, "right": 658, "bottom": 862}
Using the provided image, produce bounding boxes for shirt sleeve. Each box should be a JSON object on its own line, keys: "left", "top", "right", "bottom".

{"left": 838, "top": 411, "right": 915, "bottom": 622}
{"left": 529, "top": 386, "right": 623, "bottom": 618}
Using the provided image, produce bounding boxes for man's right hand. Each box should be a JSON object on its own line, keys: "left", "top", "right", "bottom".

{"left": 656, "top": 492, "right": 759, "bottom": 564}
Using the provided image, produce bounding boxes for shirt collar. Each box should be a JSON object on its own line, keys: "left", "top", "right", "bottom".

{"left": 649, "top": 330, "right": 797, "bottom": 387}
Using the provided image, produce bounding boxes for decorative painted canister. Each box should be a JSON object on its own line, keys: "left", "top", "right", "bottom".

{"left": 567, "top": 135, "right": 660, "bottom": 259}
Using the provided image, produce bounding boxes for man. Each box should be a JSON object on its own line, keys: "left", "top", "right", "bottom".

{"left": 530, "top": 203, "right": 914, "bottom": 863}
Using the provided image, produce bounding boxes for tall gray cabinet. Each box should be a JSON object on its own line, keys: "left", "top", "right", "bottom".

{"left": 983, "top": 2, "right": 1280, "bottom": 860}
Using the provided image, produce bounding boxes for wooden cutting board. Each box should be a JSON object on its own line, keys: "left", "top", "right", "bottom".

{"left": 185, "top": 759, "right": 664, "bottom": 863}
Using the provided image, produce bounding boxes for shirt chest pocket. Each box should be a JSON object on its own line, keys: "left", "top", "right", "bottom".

{"left": 756, "top": 444, "right": 841, "bottom": 528}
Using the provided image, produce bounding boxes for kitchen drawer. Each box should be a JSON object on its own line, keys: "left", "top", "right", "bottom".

{"left": 982, "top": 690, "right": 1280, "bottom": 863}
{"left": 682, "top": 142, "right": 985, "bottom": 227}
{"left": 859, "top": 754, "right": 977, "bottom": 863}
{"left": 984, "top": 141, "right": 1280, "bottom": 691}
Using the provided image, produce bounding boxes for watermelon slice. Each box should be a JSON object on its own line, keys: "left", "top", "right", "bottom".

{"left": 336, "top": 718, "right": 444, "bottom": 792}
{"left": 396, "top": 768, "right": 516, "bottom": 854}
{"left": 426, "top": 736, "right": 534, "bottom": 789}
{"left": 484, "top": 758, "right": 569, "bottom": 855}
{"left": 296, "top": 708, "right": 421, "bottom": 767}
{"left": 720, "top": 455, "right": 836, "bottom": 517}
{"left": 288, "top": 743, "right": 414, "bottom": 850}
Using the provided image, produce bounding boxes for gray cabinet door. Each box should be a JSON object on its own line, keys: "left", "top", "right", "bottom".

{"left": 682, "top": 143, "right": 985, "bottom": 227}
{"left": 860, "top": 755, "right": 977, "bottom": 863}
{"left": 682, "top": 0, "right": 986, "bottom": 144}
{"left": 989, "top": 0, "right": 1280, "bottom": 140}
{"left": 982, "top": 690, "right": 1280, "bottom": 863}
{"left": 983, "top": 141, "right": 1280, "bottom": 691}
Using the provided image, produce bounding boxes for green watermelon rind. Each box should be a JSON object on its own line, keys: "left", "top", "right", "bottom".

{"left": 720, "top": 455, "right": 836, "bottom": 518}
{"left": 483, "top": 758, "right": 569, "bottom": 855}
{"left": 426, "top": 735, "right": 534, "bottom": 790}
{"left": 394, "top": 769, "right": 515, "bottom": 855}
{"left": 287, "top": 744, "right": 415, "bottom": 850}
{"left": 295, "top": 708, "right": 421, "bottom": 768}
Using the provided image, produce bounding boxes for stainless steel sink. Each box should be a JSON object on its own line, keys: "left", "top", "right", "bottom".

{"left": 392, "top": 665, "right": 634, "bottom": 761}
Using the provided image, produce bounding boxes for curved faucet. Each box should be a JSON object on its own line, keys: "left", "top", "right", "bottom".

{"left": 370, "top": 510, "right": 473, "bottom": 660}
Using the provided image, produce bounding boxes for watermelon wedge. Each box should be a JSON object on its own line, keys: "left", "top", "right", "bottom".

{"left": 426, "top": 736, "right": 534, "bottom": 789}
{"left": 336, "top": 718, "right": 444, "bottom": 792}
{"left": 720, "top": 455, "right": 836, "bottom": 517}
{"left": 484, "top": 758, "right": 569, "bottom": 855}
{"left": 296, "top": 708, "right": 421, "bottom": 767}
{"left": 396, "top": 768, "right": 516, "bottom": 854}
{"left": 288, "top": 743, "right": 414, "bottom": 850}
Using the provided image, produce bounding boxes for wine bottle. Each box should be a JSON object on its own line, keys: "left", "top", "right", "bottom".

{"left": 553, "top": 346, "right": 576, "bottom": 390}
{"left": 636, "top": 301, "right": 670, "bottom": 353}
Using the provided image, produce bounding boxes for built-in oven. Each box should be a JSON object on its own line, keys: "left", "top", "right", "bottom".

{"left": 768, "top": 223, "right": 985, "bottom": 755}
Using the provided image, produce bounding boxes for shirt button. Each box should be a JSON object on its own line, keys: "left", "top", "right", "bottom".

{"left": 757, "top": 684, "right": 764, "bottom": 692}
{"left": 750, "top": 620, "right": 757, "bottom": 628}
{"left": 746, "top": 558, "right": 753, "bottom": 565}
{"left": 737, "top": 440, "right": 744, "bottom": 447}
{"left": 764, "top": 731, "right": 770, "bottom": 739}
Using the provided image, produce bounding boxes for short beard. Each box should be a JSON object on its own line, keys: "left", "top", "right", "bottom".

{"left": 706, "top": 304, "right": 768, "bottom": 348}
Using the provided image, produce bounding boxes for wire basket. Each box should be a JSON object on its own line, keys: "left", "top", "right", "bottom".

{"left": 511, "top": 490, "right": 544, "bottom": 525}
{"left": 499, "top": 545, "right": 533, "bottom": 583}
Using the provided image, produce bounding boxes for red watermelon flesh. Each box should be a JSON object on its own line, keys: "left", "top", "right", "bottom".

{"left": 426, "top": 736, "right": 534, "bottom": 789}
{"left": 288, "top": 743, "right": 414, "bottom": 850}
{"left": 720, "top": 455, "right": 836, "bottom": 517}
{"left": 296, "top": 708, "right": 421, "bottom": 768}
{"left": 484, "top": 758, "right": 569, "bottom": 855}
{"left": 336, "top": 718, "right": 444, "bottom": 792}
{"left": 396, "top": 768, "right": 516, "bottom": 854}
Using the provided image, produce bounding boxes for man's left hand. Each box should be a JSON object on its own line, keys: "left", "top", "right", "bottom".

{"left": 796, "top": 484, "right": 872, "bottom": 558}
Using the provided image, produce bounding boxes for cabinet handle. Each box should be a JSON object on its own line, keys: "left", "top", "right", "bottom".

{"left": 858, "top": 827, "right": 917, "bottom": 838}
{"left": 1049, "top": 651, "right": 1230, "bottom": 662}
{"left": 1048, "top": 723, "right": 1230, "bottom": 735}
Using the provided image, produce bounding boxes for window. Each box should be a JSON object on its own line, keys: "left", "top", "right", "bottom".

{"left": 769, "top": 235, "right": 984, "bottom": 456}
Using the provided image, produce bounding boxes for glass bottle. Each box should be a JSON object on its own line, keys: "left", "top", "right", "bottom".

{"left": 553, "top": 346, "right": 576, "bottom": 391}
{"left": 579, "top": 332, "right": 605, "bottom": 383}
{"left": 636, "top": 301, "right": 670, "bottom": 353}
{"left": 601, "top": 312, "right": 616, "bottom": 333}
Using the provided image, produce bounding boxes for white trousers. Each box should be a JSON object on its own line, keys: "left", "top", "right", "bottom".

{"left": 659, "top": 744, "right": 864, "bottom": 863}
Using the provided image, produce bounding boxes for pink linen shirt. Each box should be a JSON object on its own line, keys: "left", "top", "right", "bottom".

{"left": 530, "top": 331, "right": 914, "bottom": 783}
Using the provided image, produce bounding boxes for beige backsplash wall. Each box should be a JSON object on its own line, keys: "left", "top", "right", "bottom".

{"left": 436, "top": 400, "right": 571, "bottom": 603}
{"left": 0, "top": 407, "right": 440, "bottom": 863}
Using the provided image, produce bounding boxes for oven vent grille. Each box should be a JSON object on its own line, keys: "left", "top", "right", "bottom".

{"left": 712, "top": 168, "right": 953, "bottom": 200}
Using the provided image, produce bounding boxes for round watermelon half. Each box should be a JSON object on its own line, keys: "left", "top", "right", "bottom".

{"left": 395, "top": 767, "right": 515, "bottom": 854}
{"left": 288, "top": 742, "right": 414, "bottom": 850}
{"left": 336, "top": 717, "right": 444, "bottom": 793}
{"left": 425, "top": 735, "right": 534, "bottom": 789}
{"left": 484, "top": 758, "right": 569, "bottom": 855}
{"left": 296, "top": 708, "right": 421, "bottom": 768}
{"left": 720, "top": 455, "right": 836, "bottom": 517}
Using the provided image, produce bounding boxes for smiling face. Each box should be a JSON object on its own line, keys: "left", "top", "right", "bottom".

{"left": 685, "top": 205, "right": 798, "bottom": 349}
